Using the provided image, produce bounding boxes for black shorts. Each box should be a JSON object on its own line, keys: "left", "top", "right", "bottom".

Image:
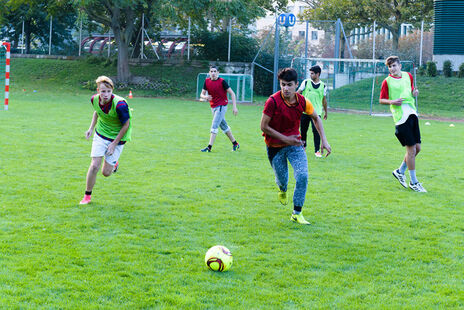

{"left": 395, "top": 114, "right": 421, "bottom": 146}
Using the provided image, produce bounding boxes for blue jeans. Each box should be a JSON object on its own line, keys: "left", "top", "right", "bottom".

{"left": 210, "top": 105, "right": 230, "bottom": 134}
{"left": 267, "top": 145, "right": 308, "bottom": 207}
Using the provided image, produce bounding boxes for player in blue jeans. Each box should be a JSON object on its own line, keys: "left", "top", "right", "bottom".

{"left": 261, "top": 68, "right": 331, "bottom": 225}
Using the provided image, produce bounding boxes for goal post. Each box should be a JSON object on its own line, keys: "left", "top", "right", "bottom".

{"left": 0, "top": 41, "right": 10, "bottom": 111}
{"left": 196, "top": 73, "right": 253, "bottom": 103}
{"left": 291, "top": 57, "right": 414, "bottom": 115}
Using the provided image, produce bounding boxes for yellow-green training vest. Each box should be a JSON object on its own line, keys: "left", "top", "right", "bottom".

{"left": 92, "top": 94, "right": 132, "bottom": 141}
{"left": 386, "top": 72, "right": 416, "bottom": 123}
{"left": 302, "top": 79, "right": 325, "bottom": 116}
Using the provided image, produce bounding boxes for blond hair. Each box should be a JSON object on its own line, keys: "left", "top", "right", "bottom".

{"left": 385, "top": 56, "right": 400, "bottom": 67}
{"left": 95, "top": 76, "right": 114, "bottom": 90}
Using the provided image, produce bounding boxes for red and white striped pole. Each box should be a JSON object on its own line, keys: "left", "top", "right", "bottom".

{"left": 2, "top": 42, "right": 10, "bottom": 111}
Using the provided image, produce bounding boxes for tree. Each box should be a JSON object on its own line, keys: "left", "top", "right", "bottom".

{"left": 0, "top": 0, "right": 77, "bottom": 53}
{"left": 303, "top": 0, "right": 433, "bottom": 53}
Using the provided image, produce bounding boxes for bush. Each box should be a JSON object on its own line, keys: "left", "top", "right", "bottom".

{"left": 194, "top": 31, "right": 259, "bottom": 62}
{"left": 443, "top": 60, "right": 453, "bottom": 77}
{"left": 458, "top": 63, "right": 464, "bottom": 78}
{"left": 426, "top": 61, "right": 437, "bottom": 77}
{"left": 418, "top": 65, "right": 426, "bottom": 76}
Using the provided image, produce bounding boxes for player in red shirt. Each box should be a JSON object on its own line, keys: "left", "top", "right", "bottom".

{"left": 199, "top": 66, "right": 239, "bottom": 152}
{"left": 261, "top": 68, "right": 331, "bottom": 225}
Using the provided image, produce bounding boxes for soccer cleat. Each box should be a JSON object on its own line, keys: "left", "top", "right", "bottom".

{"left": 290, "top": 213, "right": 311, "bottom": 225}
{"left": 278, "top": 190, "right": 288, "bottom": 205}
{"left": 79, "top": 195, "right": 92, "bottom": 205}
{"left": 409, "top": 182, "right": 427, "bottom": 192}
{"left": 392, "top": 169, "right": 408, "bottom": 188}
{"left": 315, "top": 151, "right": 322, "bottom": 158}
{"left": 201, "top": 147, "right": 211, "bottom": 152}
{"left": 113, "top": 161, "right": 119, "bottom": 173}
{"left": 232, "top": 143, "right": 240, "bottom": 151}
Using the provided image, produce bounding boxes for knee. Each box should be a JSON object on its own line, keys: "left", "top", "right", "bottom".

{"left": 295, "top": 172, "right": 308, "bottom": 185}
{"left": 89, "top": 163, "right": 100, "bottom": 174}
{"left": 102, "top": 169, "right": 112, "bottom": 177}
{"left": 415, "top": 144, "right": 421, "bottom": 155}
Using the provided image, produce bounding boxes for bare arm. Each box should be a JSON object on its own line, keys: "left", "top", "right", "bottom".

{"left": 379, "top": 98, "right": 403, "bottom": 106}
{"left": 309, "top": 111, "right": 331, "bottom": 156}
{"left": 200, "top": 89, "right": 212, "bottom": 101}
{"left": 322, "top": 96, "right": 328, "bottom": 120}
{"left": 85, "top": 112, "right": 98, "bottom": 139}
{"left": 227, "top": 88, "right": 238, "bottom": 116}
{"left": 260, "top": 114, "right": 302, "bottom": 146}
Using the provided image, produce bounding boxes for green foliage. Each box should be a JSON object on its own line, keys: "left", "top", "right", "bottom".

{"left": 426, "top": 61, "right": 437, "bottom": 77}
{"left": 418, "top": 65, "right": 426, "bottom": 76}
{"left": 459, "top": 63, "right": 464, "bottom": 78}
{"left": 443, "top": 60, "right": 453, "bottom": 77}
{"left": 0, "top": 87, "right": 463, "bottom": 307}
{"left": 194, "top": 31, "right": 259, "bottom": 62}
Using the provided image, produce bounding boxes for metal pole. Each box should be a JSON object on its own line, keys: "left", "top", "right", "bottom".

{"left": 141, "top": 13, "right": 144, "bottom": 59}
{"left": 273, "top": 15, "right": 280, "bottom": 93}
{"left": 419, "top": 20, "right": 424, "bottom": 67}
{"left": 228, "top": 19, "right": 232, "bottom": 63}
{"left": 305, "top": 21, "right": 309, "bottom": 77}
{"left": 187, "top": 17, "right": 191, "bottom": 61}
{"left": 49, "top": 16, "right": 52, "bottom": 55}
{"left": 372, "top": 21, "right": 376, "bottom": 60}
{"left": 21, "top": 20, "right": 25, "bottom": 54}
{"left": 78, "top": 19, "right": 82, "bottom": 56}
{"left": 108, "top": 31, "right": 111, "bottom": 57}
{"left": 333, "top": 18, "right": 341, "bottom": 89}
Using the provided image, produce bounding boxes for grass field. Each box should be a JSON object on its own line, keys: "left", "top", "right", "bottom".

{"left": 0, "top": 80, "right": 463, "bottom": 308}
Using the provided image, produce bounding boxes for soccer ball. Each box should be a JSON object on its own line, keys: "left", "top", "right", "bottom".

{"left": 205, "top": 245, "right": 233, "bottom": 272}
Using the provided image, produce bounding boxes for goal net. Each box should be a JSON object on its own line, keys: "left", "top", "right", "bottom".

{"left": 196, "top": 73, "right": 253, "bottom": 103}
{"left": 291, "top": 57, "right": 415, "bottom": 115}
{"left": 0, "top": 42, "right": 10, "bottom": 110}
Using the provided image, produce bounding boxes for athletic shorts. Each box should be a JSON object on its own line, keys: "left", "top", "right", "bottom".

{"left": 90, "top": 133, "right": 125, "bottom": 165}
{"left": 395, "top": 114, "right": 421, "bottom": 146}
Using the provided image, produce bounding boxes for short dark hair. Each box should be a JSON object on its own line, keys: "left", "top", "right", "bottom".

{"left": 385, "top": 56, "right": 400, "bottom": 67}
{"left": 209, "top": 65, "right": 218, "bottom": 70}
{"left": 277, "top": 67, "right": 298, "bottom": 83}
{"left": 310, "top": 65, "right": 321, "bottom": 75}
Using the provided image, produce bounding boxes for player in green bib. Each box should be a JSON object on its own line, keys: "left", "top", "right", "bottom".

{"left": 80, "top": 76, "right": 132, "bottom": 204}
{"left": 297, "top": 65, "right": 328, "bottom": 157}
{"left": 379, "top": 56, "right": 426, "bottom": 192}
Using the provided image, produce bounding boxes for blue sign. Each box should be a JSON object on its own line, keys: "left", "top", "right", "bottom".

{"left": 278, "top": 13, "right": 296, "bottom": 27}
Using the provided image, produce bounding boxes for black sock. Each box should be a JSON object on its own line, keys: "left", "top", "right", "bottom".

{"left": 208, "top": 145, "right": 212, "bottom": 150}
{"left": 232, "top": 141, "right": 238, "bottom": 146}
{"left": 293, "top": 206, "right": 302, "bottom": 213}
{"left": 85, "top": 191, "right": 92, "bottom": 196}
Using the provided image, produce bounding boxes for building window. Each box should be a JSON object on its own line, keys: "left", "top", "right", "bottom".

{"left": 299, "top": 6, "right": 306, "bottom": 15}
{"left": 299, "top": 31, "right": 305, "bottom": 38}
{"left": 311, "top": 31, "right": 318, "bottom": 40}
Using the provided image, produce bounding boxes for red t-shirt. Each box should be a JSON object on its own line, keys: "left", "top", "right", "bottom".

{"left": 203, "top": 78, "right": 229, "bottom": 108}
{"left": 263, "top": 91, "right": 314, "bottom": 147}
{"left": 380, "top": 72, "right": 414, "bottom": 99}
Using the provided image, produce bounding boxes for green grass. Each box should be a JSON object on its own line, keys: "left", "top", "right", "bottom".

{"left": 330, "top": 75, "right": 464, "bottom": 119}
{"left": 0, "top": 82, "right": 463, "bottom": 308}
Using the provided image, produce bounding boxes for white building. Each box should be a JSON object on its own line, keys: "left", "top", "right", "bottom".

{"left": 253, "top": 1, "right": 324, "bottom": 45}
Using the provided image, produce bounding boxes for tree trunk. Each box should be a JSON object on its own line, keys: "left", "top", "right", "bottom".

{"left": 111, "top": 8, "right": 131, "bottom": 83}
{"left": 391, "top": 24, "right": 400, "bottom": 52}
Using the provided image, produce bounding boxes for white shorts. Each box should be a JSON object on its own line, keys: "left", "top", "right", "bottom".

{"left": 90, "top": 133, "right": 125, "bottom": 165}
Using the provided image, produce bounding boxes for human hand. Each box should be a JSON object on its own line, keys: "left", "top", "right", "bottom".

{"left": 390, "top": 98, "right": 404, "bottom": 106}
{"left": 320, "top": 140, "right": 331, "bottom": 157}
{"left": 85, "top": 130, "right": 92, "bottom": 140}
{"left": 233, "top": 107, "right": 238, "bottom": 116}
{"left": 412, "top": 88, "right": 419, "bottom": 97}
{"left": 285, "top": 135, "right": 303, "bottom": 146}
{"left": 323, "top": 113, "right": 327, "bottom": 120}
{"left": 106, "top": 142, "right": 116, "bottom": 156}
